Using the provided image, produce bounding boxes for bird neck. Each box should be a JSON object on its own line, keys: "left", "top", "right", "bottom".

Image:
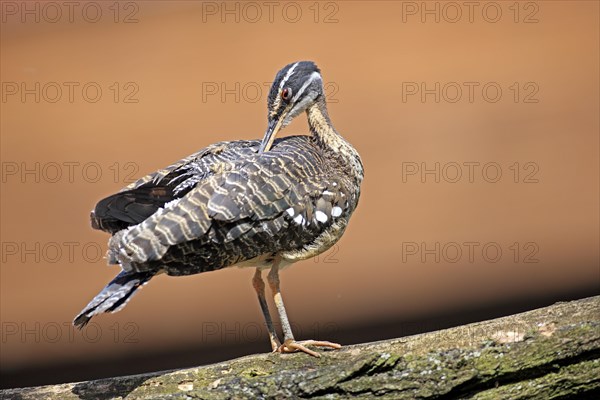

{"left": 306, "top": 98, "right": 364, "bottom": 183}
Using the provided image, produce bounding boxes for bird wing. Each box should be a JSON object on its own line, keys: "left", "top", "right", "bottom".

{"left": 114, "top": 136, "right": 358, "bottom": 272}
{"left": 119, "top": 140, "right": 241, "bottom": 192}
{"left": 91, "top": 140, "right": 260, "bottom": 233}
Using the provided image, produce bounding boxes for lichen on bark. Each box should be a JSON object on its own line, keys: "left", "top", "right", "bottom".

{"left": 2, "top": 296, "right": 599, "bottom": 399}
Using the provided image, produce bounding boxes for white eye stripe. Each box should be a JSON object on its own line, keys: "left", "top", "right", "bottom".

{"left": 292, "top": 72, "right": 321, "bottom": 103}
{"left": 279, "top": 62, "right": 300, "bottom": 92}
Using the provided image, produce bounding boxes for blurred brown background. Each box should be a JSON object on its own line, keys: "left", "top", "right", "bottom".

{"left": 1, "top": 0, "right": 598, "bottom": 389}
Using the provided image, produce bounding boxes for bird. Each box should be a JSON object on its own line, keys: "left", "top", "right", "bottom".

{"left": 74, "top": 61, "right": 364, "bottom": 357}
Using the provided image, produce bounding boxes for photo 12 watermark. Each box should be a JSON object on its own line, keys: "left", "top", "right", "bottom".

{"left": 1, "top": 161, "right": 140, "bottom": 184}
{"left": 401, "top": 241, "right": 540, "bottom": 264}
{"left": 432, "top": 321, "right": 534, "bottom": 345}
{"left": 401, "top": 161, "right": 540, "bottom": 184}
{"left": 199, "top": 320, "right": 339, "bottom": 344}
{"left": 201, "top": 81, "right": 339, "bottom": 104}
{"left": 1, "top": 241, "right": 104, "bottom": 264}
{"left": 400, "top": 1, "right": 540, "bottom": 24}
{"left": 312, "top": 244, "right": 340, "bottom": 264}
{"left": 1, "top": 321, "right": 139, "bottom": 344}
{"left": 1, "top": 1, "right": 140, "bottom": 24}
{"left": 401, "top": 82, "right": 540, "bottom": 104}
{"left": 1, "top": 82, "right": 140, "bottom": 104}
{"left": 200, "top": 1, "right": 340, "bottom": 24}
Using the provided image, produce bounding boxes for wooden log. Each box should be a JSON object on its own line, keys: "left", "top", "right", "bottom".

{"left": 2, "top": 296, "right": 599, "bottom": 399}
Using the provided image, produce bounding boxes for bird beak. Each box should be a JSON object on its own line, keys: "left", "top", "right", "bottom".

{"left": 259, "top": 110, "right": 288, "bottom": 154}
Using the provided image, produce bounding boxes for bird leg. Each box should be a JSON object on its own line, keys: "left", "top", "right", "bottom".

{"left": 266, "top": 258, "right": 341, "bottom": 357}
{"left": 252, "top": 268, "right": 281, "bottom": 351}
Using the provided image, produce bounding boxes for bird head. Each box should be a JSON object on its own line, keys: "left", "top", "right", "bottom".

{"left": 260, "top": 61, "right": 324, "bottom": 153}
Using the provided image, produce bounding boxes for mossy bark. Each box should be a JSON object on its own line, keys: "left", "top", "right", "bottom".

{"left": 3, "top": 296, "right": 599, "bottom": 399}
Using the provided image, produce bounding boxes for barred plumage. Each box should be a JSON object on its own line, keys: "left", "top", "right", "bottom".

{"left": 75, "top": 61, "right": 363, "bottom": 357}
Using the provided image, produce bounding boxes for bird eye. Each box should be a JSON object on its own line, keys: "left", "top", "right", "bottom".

{"left": 281, "top": 88, "right": 292, "bottom": 100}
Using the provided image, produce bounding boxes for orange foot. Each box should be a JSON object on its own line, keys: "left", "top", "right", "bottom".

{"left": 275, "top": 339, "right": 342, "bottom": 357}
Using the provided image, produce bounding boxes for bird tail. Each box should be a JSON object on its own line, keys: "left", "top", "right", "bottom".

{"left": 73, "top": 270, "right": 155, "bottom": 329}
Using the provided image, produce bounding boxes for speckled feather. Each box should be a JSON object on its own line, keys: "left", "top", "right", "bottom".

{"left": 92, "top": 135, "right": 360, "bottom": 276}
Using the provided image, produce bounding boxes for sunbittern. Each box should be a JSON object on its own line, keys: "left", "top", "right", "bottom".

{"left": 74, "top": 61, "right": 364, "bottom": 357}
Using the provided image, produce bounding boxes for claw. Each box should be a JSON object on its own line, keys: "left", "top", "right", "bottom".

{"left": 270, "top": 338, "right": 282, "bottom": 352}
{"left": 276, "top": 339, "right": 341, "bottom": 357}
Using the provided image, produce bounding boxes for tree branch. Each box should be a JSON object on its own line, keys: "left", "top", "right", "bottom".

{"left": 3, "top": 296, "right": 599, "bottom": 399}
